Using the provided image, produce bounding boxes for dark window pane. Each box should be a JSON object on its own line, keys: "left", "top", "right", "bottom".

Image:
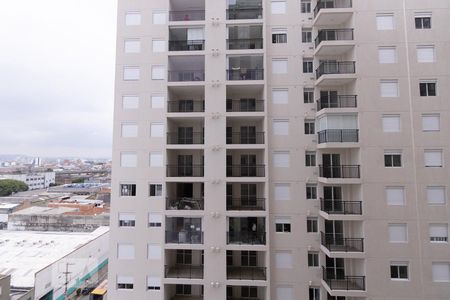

{"left": 415, "top": 18, "right": 422, "bottom": 29}
{"left": 428, "top": 83, "right": 436, "bottom": 96}
{"left": 419, "top": 83, "right": 427, "bottom": 96}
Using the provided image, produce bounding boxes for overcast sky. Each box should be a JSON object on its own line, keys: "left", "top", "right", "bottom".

{"left": 0, "top": 0, "right": 117, "bottom": 158}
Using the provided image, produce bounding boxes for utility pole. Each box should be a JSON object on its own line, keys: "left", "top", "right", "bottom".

{"left": 63, "top": 262, "right": 75, "bottom": 299}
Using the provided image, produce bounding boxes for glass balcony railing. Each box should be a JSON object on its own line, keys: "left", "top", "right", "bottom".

{"left": 227, "top": 231, "right": 266, "bottom": 245}
{"left": 226, "top": 100, "right": 264, "bottom": 112}
{"left": 227, "top": 266, "right": 267, "bottom": 280}
{"left": 226, "top": 165, "right": 265, "bottom": 177}
{"left": 166, "top": 165, "right": 204, "bottom": 177}
{"left": 167, "top": 100, "right": 205, "bottom": 113}
{"left": 314, "top": 0, "right": 353, "bottom": 17}
{"left": 317, "top": 95, "right": 357, "bottom": 110}
{"left": 227, "top": 38, "right": 263, "bottom": 50}
{"left": 319, "top": 165, "right": 360, "bottom": 179}
{"left": 169, "top": 10, "right": 205, "bottom": 21}
{"left": 168, "top": 70, "right": 205, "bottom": 82}
{"left": 167, "top": 132, "right": 204, "bottom": 145}
{"left": 169, "top": 40, "right": 205, "bottom": 51}
{"left": 322, "top": 266, "right": 365, "bottom": 291}
{"left": 316, "top": 61, "right": 356, "bottom": 79}
{"left": 166, "top": 197, "right": 204, "bottom": 210}
{"left": 165, "top": 264, "right": 204, "bottom": 279}
{"left": 165, "top": 230, "right": 204, "bottom": 244}
{"left": 320, "top": 198, "right": 362, "bottom": 215}
{"left": 226, "top": 132, "right": 265, "bottom": 144}
{"left": 226, "top": 69, "right": 264, "bottom": 80}
{"left": 315, "top": 29, "right": 354, "bottom": 48}
{"left": 227, "top": 196, "right": 265, "bottom": 211}
{"left": 317, "top": 129, "right": 359, "bottom": 143}
{"left": 226, "top": 7, "right": 263, "bottom": 20}
{"left": 321, "top": 232, "right": 364, "bottom": 252}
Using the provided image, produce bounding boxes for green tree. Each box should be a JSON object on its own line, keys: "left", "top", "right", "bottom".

{"left": 0, "top": 179, "right": 29, "bottom": 196}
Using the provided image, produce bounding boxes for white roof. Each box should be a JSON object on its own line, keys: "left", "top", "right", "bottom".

{"left": 11, "top": 206, "right": 78, "bottom": 215}
{"left": 0, "top": 226, "right": 109, "bottom": 287}
{"left": 0, "top": 203, "right": 20, "bottom": 209}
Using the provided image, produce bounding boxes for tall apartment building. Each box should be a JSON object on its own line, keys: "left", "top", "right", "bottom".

{"left": 109, "top": 0, "right": 450, "bottom": 299}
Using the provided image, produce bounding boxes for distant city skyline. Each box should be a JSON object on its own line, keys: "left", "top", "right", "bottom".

{"left": 0, "top": 0, "right": 117, "bottom": 157}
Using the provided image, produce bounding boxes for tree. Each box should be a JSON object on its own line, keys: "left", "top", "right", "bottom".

{"left": 0, "top": 179, "right": 29, "bottom": 196}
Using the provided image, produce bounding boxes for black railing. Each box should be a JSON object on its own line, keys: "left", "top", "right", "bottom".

{"left": 167, "top": 100, "right": 205, "bottom": 113}
{"left": 227, "top": 231, "right": 266, "bottom": 245}
{"left": 228, "top": 298, "right": 261, "bottom": 300}
{"left": 315, "top": 29, "right": 354, "bottom": 47}
{"left": 167, "top": 132, "right": 204, "bottom": 144}
{"left": 226, "top": 165, "right": 265, "bottom": 177}
{"left": 226, "top": 132, "right": 265, "bottom": 144}
{"left": 165, "top": 230, "right": 204, "bottom": 244}
{"left": 322, "top": 267, "right": 365, "bottom": 291}
{"left": 227, "top": 69, "right": 264, "bottom": 80}
{"left": 226, "top": 100, "right": 264, "bottom": 112}
{"left": 165, "top": 265, "right": 204, "bottom": 279}
{"left": 227, "top": 38, "right": 263, "bottom": 50}
{"left": 317, "top": 129, "right": 359, "bottom": 143}
{"left": 169, "top": 10, "right": 205, "bottom": 21}
{"left": 226, "top": 7, "right": 263, "bottom": 20}
{"left": 227, "top": 266, "right": 267, "bottom": 280}
{"left": 321, "top": 232, "right": 364, "bottom": 252}
{"left": 166, "top": 197, "right": 204, "bottom": 210}
{"left": 227, "top": 197, "right": 265, "bottom": 211}
{"left": 317, "top": 95, "right": 357, "bottom": 110}
{"left": 320, "top": 198, "right": 362, "bottom": 215}
{"left": 169, "top": 40, "right": 205, "bottom": 51}
{"left": 316, "top": 61, "right": 356, "bottom": 79}
{"left": 166, "top": 165, "right": 204, "bottom": 177}
{"left": 319, "top": 165, "right": 360, "bottom": 178}
{"left": 314, "top": 0, "right": 353, "bottom": 17}
{"left": 168, "top": 70, "right": 205, "bottom": 82}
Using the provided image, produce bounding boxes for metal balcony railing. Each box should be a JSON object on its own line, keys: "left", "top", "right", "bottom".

{"left": 227, "top": 38, "right": 263, "bottom": 50}
{"left": 315, "top": 29, "right": 354, "bottom": 48}
{"left": 167, "top": 132, "right": 204, "bottom": 145}
{"left": 227, "top": 266, "right": 267, "bottom": 280}
{"left": 168, "top": 70, "right": 205, "bottom": 82}
{"left": 165, "top": 230, "right": 204, "bottom": 244}
{"left": 320, "top": 198, "right": 362, "bottom": 215}
{"left": 166, "top": 197, "right": 204, "bottom": 210}
{"left": 319, "top": 165, "right": 360, "bottom": 179}
{"left": 167, "top": 100, "right": 205, "bottom": 113}
{"left": 226, "top": 197, "right": 265, "bottom": 211}
{"left": 227, "top": 69, "right": 264, "bottom": 80}
{"left": 227, "top": 231, "right": 266, "bottom": 245}
{"left": 316, "top": 61, "right": 356, "bottom": 79}
{"left": 165, "top": 264, "right": 204, "bottom": 279}
{"left": 169, "top": 10, "right": 205, "bottom": 21}
{"left": 226, "top": 132, "right": 265, "bottom": 144}
{"left": 317, "top": 95, "right": 357, "bottom": 110}
{"left": 226, "top": 7, "right": 263, "bottom": 20}
{"left": 314, "top": 0, "right": 353, "bottom": 17}
{"left": 166, "top": 165, "right": 204, "bottom": 177}
{"left": 321, "top": 232, "right": 364, "bottom": 252}
{"left": 226, "top": 100, "right": 264, "bottom": 112}
{"left": 226, "top": 165, "right": 265, "bottom": 177}
{"left": 169, "top": 40, "right": 205, "bottom": 51}
{"left": 317, "top": 129, "right": 359, "bottom": 143}
{"left": 322, "top": 266, "right": 365, "bottom": 291}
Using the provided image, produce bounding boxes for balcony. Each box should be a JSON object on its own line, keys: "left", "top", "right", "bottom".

{"left": 316, "top": 61, "right": 356, "bottom": 80}
{"left": 226, "top": 7, "right": 263, "bottom": 20}
{"left": 167, "top": 165, "right": 204, "bottom": 177}
{"left": 165, "top": 264, "right": 204, "bottom": 279}
{"left": 166, "top": 230, "right": 204, "bottom": 244}
{"left": 227, "top": 69, "right": 264, "bottom": 81}
{"left": 167, "top": 132, "right": 204, "bottom": 145}
{"left": 168, "top": 100, "right": 205, "bottom": 113}
{"left": 169, "top": 10, "right": 205, "bottom": 21}
{"left": 169, "top": 40, "right": 205, "bottom": 51}
{"left": 169, "top": 56, "right": 205, "bottom": 83}
{"left": 313, "top": 0, "right": 353, "bottom": 26}
{"left": 226, "top": 165, "right": 265, "bottom": 177}
{"left": 227, "top": 55, "right": 264, "bottom": 81}
{"left": 227, "top": 286, "right": 265, "bottom": 300}
{"left": 322, "top": 267, "right": 365, "bottom": 291}
{"left": 227, "top": 231, "right": 266, "bottom": 245}
{"left": 167, "top": 197, "right": 204, "bottom": 210}
{"left": 226, "top": 132, "right": 264, "bottom": 145}
{"left": 319, "top": 165, "right": 360, "bottom": 179}
{"left": 317, "top": 129, "right": 359, "bottom": 144}
{"left": 227, "top": 196, "right": 265, "bottom": 211}
{"left": 317, "top": 95, "right": 357, "bottom": 111}
{"left": 320, "top": 199, "right": 362, "bottom": 215}
{"left": 227, "top": 266, "right": 266, "bottom": 281}
{"left": 227, "top": 99, "right": 264, "bottom": 112}
{"left": 314, "top": 29, "right": 354, "bottom": 56}
{"left": 321, "top": 232, "right": 364, "bottom": 252}
{"left": 227, "top": 38, "right": 263, "bottom": 50}
{"left": 166, "top": 284, "right": 204, "bottom": 300}
{"left": 169, "top": 70, "right": 205, "bottom": 82}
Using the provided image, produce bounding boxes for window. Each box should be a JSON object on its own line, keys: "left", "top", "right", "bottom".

{"left": 384, "top": 150, "right": 402, "bottom": 167}
{"left": 119, "top": 213, "right": 136, "bottom": 227}
{"left": 241, "top": 287, "right": 257, "bottom": 298}
{"left": 176, "top": 284, "right": 192, "bottom": 295}
{"left": 386, "top": 187, "right": 405, "bottom": 206}
{"left": 273, "top": 151, "right": 290, "bottom": 168}
{"left": 147, "top": 277, "right": 161, "bottom": 290}
{"left": 309, "top": 287, "right": 320, "bottom": 300}
{"left": 304, "top": 88, "right": 314, "bottom": 103}
{"left": 432, "top": 263, "right": 450, "bottom": 282}
{"left": 301, "top": 0, "right": 311, "bottom": 13}
{"left": 275, "top": 251, "right": 293, "bottom": 268}
{"left": 380, "top": 80, "right": 399, "bottom": 97}
{"left": 152, "top": 65, "right": 166, "bottom": 80}
{"left": 305, "top": 151, "right": 316, "bottom": 167}
{"left": 417, "top": 45, "right": 435, "bottom": 63}
{"left": 390, "top": 262, "right": 409, "bottom": 280}
{"left": 148, "top": 245, "right": 162, "bottom": 259}
{"left": 121, "top": 123, "right": 138, "bottom": 138}
{"left": 122, "top": 95, "right": 139, "bottom": 109}
{"left": 272, "top": 28, "right": 287, "bottom": 43}
{"left": 272, "top": 59, "right": 288, "bottom": 74}
{"left": 123, "top": 67, "right": 140, "bottom": 81}
{"left": 121, "top": 152, "right": 137, "bottom": 167}
{"left": 429, "top": 224, "right": 448, "bottom": 243}
{"left": 422, "top": 114, "right": 440, "bottom": 131}
{"left": 117, "top": 276, "right": 134, "bottom": 290}
{"left": 307, "top": 217, "right": 318, "bottom": 233}
{"left": 382, "top": 115, "right": 401, "bottom": 132}
{"left": 415, "top": 13, "right": 431, "bottom": 29}
{"left": 150, "top": 152, "right": 163, "bottom": 167}
{"left": 427, "top": 186, "right": 446, "bottom": 205}
{"left": 125, "top": 12, "right": 141, "bottom": 26}
{"left": 424, "top": 149, "right": 443, "bottom": 167}
{"left": 148, "top": 214, "right": 162, "bottom": 227}
{"left": 149, "top": 184, "right": 162, "bottom": 196}
{"left": 303, "top": 58, "right": 313, "bottom": 73}
{"left": 152, "top": 11, "right": 166, "bottom": 24}
{"left": 389, "top": 223, "right": 408, "bottom": 243}
{"left": 308, "top": 252, "right": 319, "bottom": 267}
{"left": 274, "top": 183, "right": 290, "bottom": 201}
{"left": 272, "top": 88, "right": 289, "bottom": 104}
{"left": 419, "top": 80, "right": 437, "bottom": 96}
{"left": 118, "top": 244, "right": 135, "bottom": 260}
{"left": 120, "top": 184, "right": 136, "bottom": 196}
{"left": 378, "top": 46, "right": 397, "bottom": 64}
{"left": 302, "top": 28, "right": 312, "bottom": 43}
{"left": 124, "top": 39, "right": 140, "bottom": 53}
{"left": 150, "top": 123, "right": 164, "bottom": 137}
{"left": 276, "top": 286, "right": 293, "bottom": 300}
{"left": 152, "top": 39, "right": 166, "bottom": 52}
{"left": 271, "top": 1, "right": 286, "bottom": 14}
{"left": 376, "top": 13, "right": 394, "bottom": 30}
{"left": 275, "top": 217, "right": 291, "bottom": 233}
{"left": 306, "top": 184, "right": 317, "bottom": 200}
{"left": 304, "top": 119, "right": 315, "bottom": 134}
{"left": 151, "top": 95, "right": 165, "bottom": 108}
{"left": 273, "top": 119, "right": 289, "bottom": 135}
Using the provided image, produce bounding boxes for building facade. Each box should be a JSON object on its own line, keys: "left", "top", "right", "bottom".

{"left": 0, "top": 172, "right": 55, "bottom": 190}
{"left": 109, "top": 0, "right": 450, "bottom": 299}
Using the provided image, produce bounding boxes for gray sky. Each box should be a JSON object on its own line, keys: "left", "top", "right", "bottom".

{"left": 0, "top": 0, "right": 117, "bottom": 158}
